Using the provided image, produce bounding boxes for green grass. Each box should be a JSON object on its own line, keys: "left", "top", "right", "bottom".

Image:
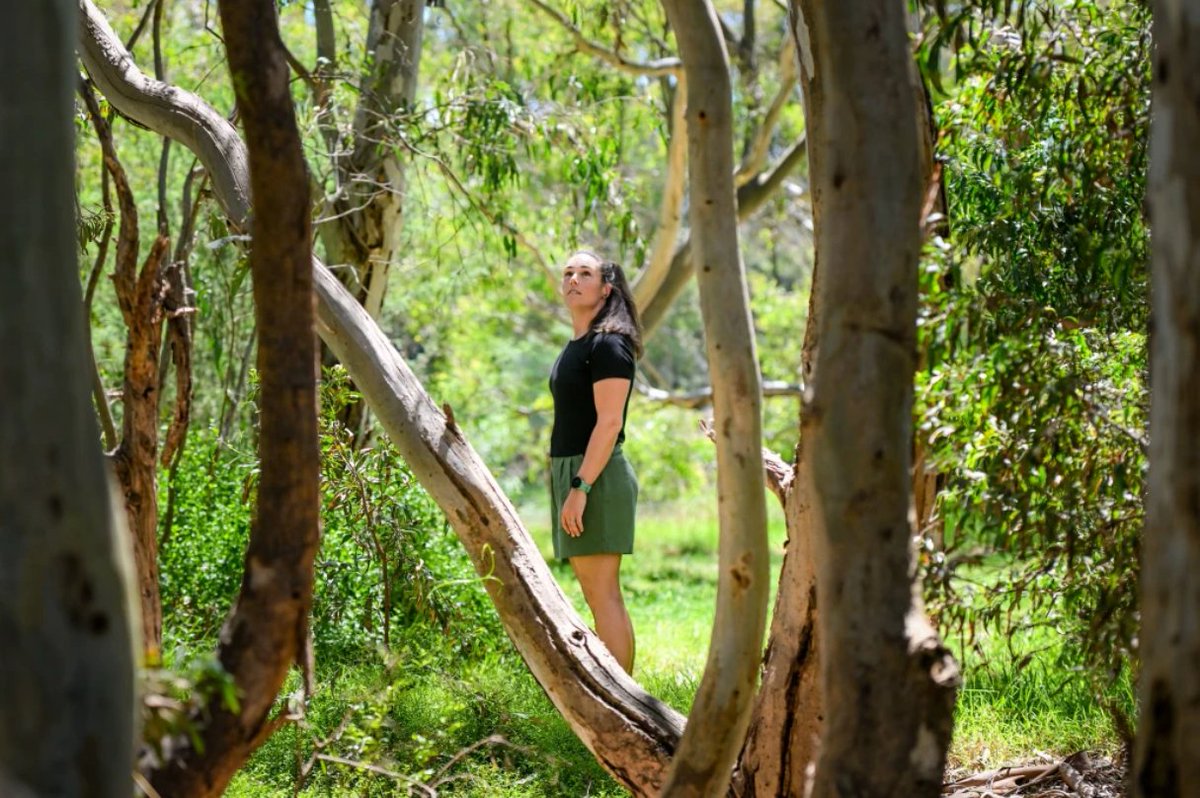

{"left": 224, "top": 495, "right": 1125, "bottom": 796}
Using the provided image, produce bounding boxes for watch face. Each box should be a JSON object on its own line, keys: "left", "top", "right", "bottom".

{"left": 570, "top": 476, "right": 582, "bottom": 488}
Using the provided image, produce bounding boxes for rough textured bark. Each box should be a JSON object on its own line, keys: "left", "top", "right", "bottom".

{"left": 792, "top": 2, "right": 960, "bottom": 796}
{"left": 322, "top": 0, "right": 426, "bottom": 319}
{"left": 79, "top": 3, "right": 685, "bottom": 793}
{"left": 732, "top": 280, "right": 823, "bottom": 798}
{"left": 146, "top": 1, "right": 321, "bottom": 794}
{"left": 658, "top": 2, "right": 770, "bottom": 795}
{"left": 80, "top": 85, "right": 170, "bottom": 660}
{"left": 0, "top": 0, "right": 139, "bottom": 794}
{"left": 1133, "top": 3, "right": 1200, "bottom": 795}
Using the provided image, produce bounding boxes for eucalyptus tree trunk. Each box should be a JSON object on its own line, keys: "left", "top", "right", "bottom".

{"left": 791, "top": 2, "right": 958, "bottom": 796}
{"left": 79, "top": 4, "right": 684, "bottom": 794}
{"left": 731, "top": 281, "right": 823, "bottom": 797}
{"left": 146, "top": 1, "right": 321, "bottom": 794}
{"left": 0, "top": 1, "right": 138, "bottom": 795}
{"left": 658, "top": 2, "right": 770, "bottom": 795}
{"left": 1133, "top": 3, "right": 1200, "bottom": 795}
{"left": 322, "top": 0, "right": 426, "bottom": 319}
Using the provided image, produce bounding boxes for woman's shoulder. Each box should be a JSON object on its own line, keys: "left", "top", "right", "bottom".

{"left": 589, "top": 330, "right": 633, "bottom": 350}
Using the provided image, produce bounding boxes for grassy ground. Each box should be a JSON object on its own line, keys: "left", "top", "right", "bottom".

{"left": 225, "top": 497, "right": 1125, "bottom": 796}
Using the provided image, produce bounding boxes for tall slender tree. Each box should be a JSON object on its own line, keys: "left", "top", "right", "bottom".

{"left": 1134, "top": 2, "right": 1200, "bottom": 795}
{"left": 0, "top": 1, "right": 138, "bottom": 795}
{"left": 657, "top": 2, "right": 770, "bottom": 795}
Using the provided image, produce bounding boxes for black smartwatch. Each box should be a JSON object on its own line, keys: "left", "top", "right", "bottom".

{"left": 570, "top": 475, "right": 592, "bottom": 494}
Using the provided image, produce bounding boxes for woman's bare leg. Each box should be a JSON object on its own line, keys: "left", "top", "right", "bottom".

{"left": 570, "top": 553, "right": 635, "bottom": 674}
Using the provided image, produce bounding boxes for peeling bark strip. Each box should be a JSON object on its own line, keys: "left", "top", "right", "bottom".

{"left": 658, "top": 2, "right": 770, "bottom": 796}
{"left": 77, "top": 3, "right": 684, "bottom": 793}
{"left": 1134, "top": 3, "right": 1200, "bottom": 796}
{"left": 0, "top": 1, "right": 138, "bottom": 795}
{"left": 321, "top": 0, "right": 426, "bottom": 319}
{"left": 146, "top": 1, "right": 322, "bottom": 795}
{"left": 793, "top": 2, "right": 958, "bottom": 796}
{"left": 80, "top": 84, "right": 170, "bottom": 659}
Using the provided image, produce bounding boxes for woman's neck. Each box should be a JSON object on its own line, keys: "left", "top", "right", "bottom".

{"left": 570, "top": 307, "right": 600, "bottom": 339}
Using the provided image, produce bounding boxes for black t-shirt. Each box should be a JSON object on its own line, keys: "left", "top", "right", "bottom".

{"left": 549, "top": 331, "right": 636, "bottom": 457}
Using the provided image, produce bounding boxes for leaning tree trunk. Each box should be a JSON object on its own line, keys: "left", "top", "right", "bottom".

{"left": 658, "top": 2, "right": 771, "bottom": 796}
{"left": 1133, "top": 3, "right": 1200, "bottom": 795}
{"left": 78, "top": 3, "right": 684, "bottom": 794}
{"left": 0, "top": 1, "right": 138, "bottom": 795}
{"left": 792, "top": 2, "right": 960, "bottom": 796}
{"left": 146, "top": 1, "right": 322, "bottom": 794}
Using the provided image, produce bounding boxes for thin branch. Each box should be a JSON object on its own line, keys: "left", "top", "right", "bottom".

{"left": 404, "top": 139, "right": 558, "bottom": 288}
{"left": 698, "top": 419, "right": 793, "bottom": 510}
{"left": 312, "top": 0, "right": 339, "bottom": 158}
{"left": 524, "top": 0, "right": 682, "bottom": 77}
{"left": 1079, "top": 389, "right": 1149, "bottom": 455}
{"left": 735, "top": 35, "right": 798, "bottom": 186}
{"left": 737, "top": 133, "right": 808, "bottom": 217}
{"left": 79, "top": 80, "right": 140, "bottom": 328}
{"left": 84, "top": 143, "right": 118, "bottom": 451}
{"left": 124, "top": 0, "right": 158, "bottom": 51}
{"left": 153, "top": 0, "right": 171, "bottom": 235}
{"left": 636, "top": 379, "right": 803, "bottom": 408}
{"left": 741, "top": 0, "right": 757, "bottom": 73}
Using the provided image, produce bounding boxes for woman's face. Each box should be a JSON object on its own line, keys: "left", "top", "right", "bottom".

{"left": 561, "top": 255, "right": 610, "bottom": 312}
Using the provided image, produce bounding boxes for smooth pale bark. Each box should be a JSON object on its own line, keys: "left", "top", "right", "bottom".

{"left": 322, "top": 0, "right": 426, "bottom": 318}
{"left": 0, "top": 0, "right": 139, "bottom": 794}
{"left": 792, "top": 3, "right": 959, "bottom": 796}
{"left": 632, "top": 76, "right": 689, "bottom": 310}
{"left": 658, "top": 2, "right": 770, "bottom": 796}
{"left": 1133, "top": 3, "right": 1200, "bottom": 795}
{"left": 147, "top": 1, "right": 322, "bottom": 794}
{"left": 78, "top": 3, "right": 684, "bottom": 793}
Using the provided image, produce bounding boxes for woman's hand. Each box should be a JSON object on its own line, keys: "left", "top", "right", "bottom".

{"left": 561, "top": 489, "right": 588, "bottom": 536}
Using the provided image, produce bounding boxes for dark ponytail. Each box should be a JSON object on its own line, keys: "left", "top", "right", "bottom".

{"left": 576, "top": 251, "right": 644, "bottom": 359}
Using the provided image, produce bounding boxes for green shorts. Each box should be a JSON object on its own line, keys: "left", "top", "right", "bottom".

{"left": 550, "top": 448, "right": 638, "bottom": 561}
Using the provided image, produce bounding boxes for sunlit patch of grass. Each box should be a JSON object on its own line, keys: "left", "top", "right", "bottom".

{"left": 947, "top": 631, "right": 1132, "bottom": 770}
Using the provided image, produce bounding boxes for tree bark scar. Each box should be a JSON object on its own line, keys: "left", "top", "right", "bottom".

{"left": 731, "top": 552, "right": 752, "bottom": 592}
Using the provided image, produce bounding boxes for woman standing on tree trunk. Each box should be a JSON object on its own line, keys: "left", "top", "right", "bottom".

{"left": 549, "top": 250, "right": 642, "bottom": 674}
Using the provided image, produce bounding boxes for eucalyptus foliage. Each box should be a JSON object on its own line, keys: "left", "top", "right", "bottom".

{"left": 913, "top": 0, "right": 1149, "bottom": 723}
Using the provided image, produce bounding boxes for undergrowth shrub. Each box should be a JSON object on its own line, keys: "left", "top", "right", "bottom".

{"left": 159, "top": 366, "right": 503, "bottom": 666}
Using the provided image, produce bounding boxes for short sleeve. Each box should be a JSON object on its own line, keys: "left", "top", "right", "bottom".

{"left": 589, "top": 333, "right": 635, "bottom": 382}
